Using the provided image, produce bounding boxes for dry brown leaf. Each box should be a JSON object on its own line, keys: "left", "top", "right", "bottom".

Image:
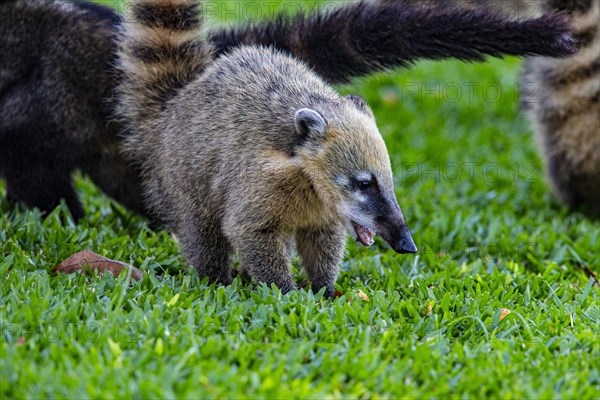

{"left": 500, "top": 308, "right": 511, "bottom": 321}
{"left": 426, "top": 302, "right": 434, "bottom": 316}
{"left": 55, "top": 250, "right": 143, "bottom": 282}
{"left": 333, "top": 290, "right": 355, "bottom": 303}
{"left": 357, "top": 290, "right": 370, "bottom": 302}
{"left": 578, "top": 264, "right": 599, "bottom": 287}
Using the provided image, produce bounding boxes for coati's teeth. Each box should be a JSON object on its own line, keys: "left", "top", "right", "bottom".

{"left": 353, "top": 222, "right": 375, "bottom": 247}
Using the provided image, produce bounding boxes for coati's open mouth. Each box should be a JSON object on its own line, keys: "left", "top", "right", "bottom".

{"left": 351, "top": 221, "right": 375, "bottom": 246}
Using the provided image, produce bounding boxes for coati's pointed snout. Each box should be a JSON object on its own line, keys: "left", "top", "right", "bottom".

{"left": 377, "top": 213, "right": 417, "bottom": 254}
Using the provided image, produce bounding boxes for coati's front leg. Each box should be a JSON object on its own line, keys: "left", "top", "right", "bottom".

{"left": 234, "top": 231, "right": 296, "bottom": 294}
{"left": 180, "top": 215, "right": 233, "bottom": 286}
{"left": 296, "top": 224, "right": 347, "bottom": 299}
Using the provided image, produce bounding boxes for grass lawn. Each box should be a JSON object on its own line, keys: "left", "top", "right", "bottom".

{"left": 1, "top": 1, "right": 599, "bottom": 398}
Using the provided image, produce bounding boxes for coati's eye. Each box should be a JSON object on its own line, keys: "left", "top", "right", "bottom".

{"left": 352, "top": 174, "right": 376, "bottom": 191}
{"left": 357, "top": 180, "right": 372, "bottom": 191}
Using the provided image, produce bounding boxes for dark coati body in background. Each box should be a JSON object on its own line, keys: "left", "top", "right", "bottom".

{"left": 0, "top": 0, "right": 575, "bottom": 219}
{"left": 0, "top": 0, "right": 145, "bottom": 219}
{"left": 522, "top": 0, "right": 600, "bottom": 215}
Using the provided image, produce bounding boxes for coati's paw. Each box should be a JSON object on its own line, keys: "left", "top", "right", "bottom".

{"left": 307, "top": 283, "right": 335, "bottom": 300}
{"left": 275, "top": 280, "right": 297, "bottom": 295}
{"left": 195, "top": 267, "right": 233, "bottom": 287}
{"left": 231, "top": 268, "right": 252, "bottom": 284}
{"left": 322, "top": 286, "right": 335, "bottom": 301}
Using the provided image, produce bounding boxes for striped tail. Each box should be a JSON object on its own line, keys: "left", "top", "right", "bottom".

{"left": 117, "top": 0, "right": 211, "bottom": 129}
{"left": 208, "top": 0, "right": 576, "bottom": 84}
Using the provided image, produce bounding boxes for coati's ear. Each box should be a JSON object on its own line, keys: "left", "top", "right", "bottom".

{"left": 346, "top": 95, "right": 374, "bottom": 117}
{"left": 294, "top": 108, "right": 327, "bottom": 139}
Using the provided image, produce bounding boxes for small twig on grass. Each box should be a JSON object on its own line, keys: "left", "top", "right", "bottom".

{"left": 578, "top": 264, "right": 599, "bottom": 287}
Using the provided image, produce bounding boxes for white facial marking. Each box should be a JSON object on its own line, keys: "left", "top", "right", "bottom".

{"left": 336, "top": 201, "right": 352, "bottom": 219}
{"left": 355, "top": 171, "right": 372, "bottom": 182}
{"left": 354, "top": 192, "right": 368, "bottom": 203}
{"left": 334, "top": 175, "right": 350, "bottom": 187}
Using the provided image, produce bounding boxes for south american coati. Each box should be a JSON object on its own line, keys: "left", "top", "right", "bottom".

{"left": 522, "top": 0, "right": 600, "bottom": 215}
{"left": 382, "top": 0, "right": 600, "bottom": 215}
{"left": 0, "top": 0, "right": 576, "bottom": 220}
{"left": 117, "top": 0, "right": 417, "bottom": 298}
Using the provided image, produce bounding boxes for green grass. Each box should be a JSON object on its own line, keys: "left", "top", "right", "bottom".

{"left": 1, "top": 1, "right": 599, "bottom": 398}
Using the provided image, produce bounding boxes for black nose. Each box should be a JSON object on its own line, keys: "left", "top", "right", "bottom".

{"left": 389, "top": 225, "right": 417, "bottom": 254}
{"left": 396, "top": 235, "right": 417, "bottom": 254}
